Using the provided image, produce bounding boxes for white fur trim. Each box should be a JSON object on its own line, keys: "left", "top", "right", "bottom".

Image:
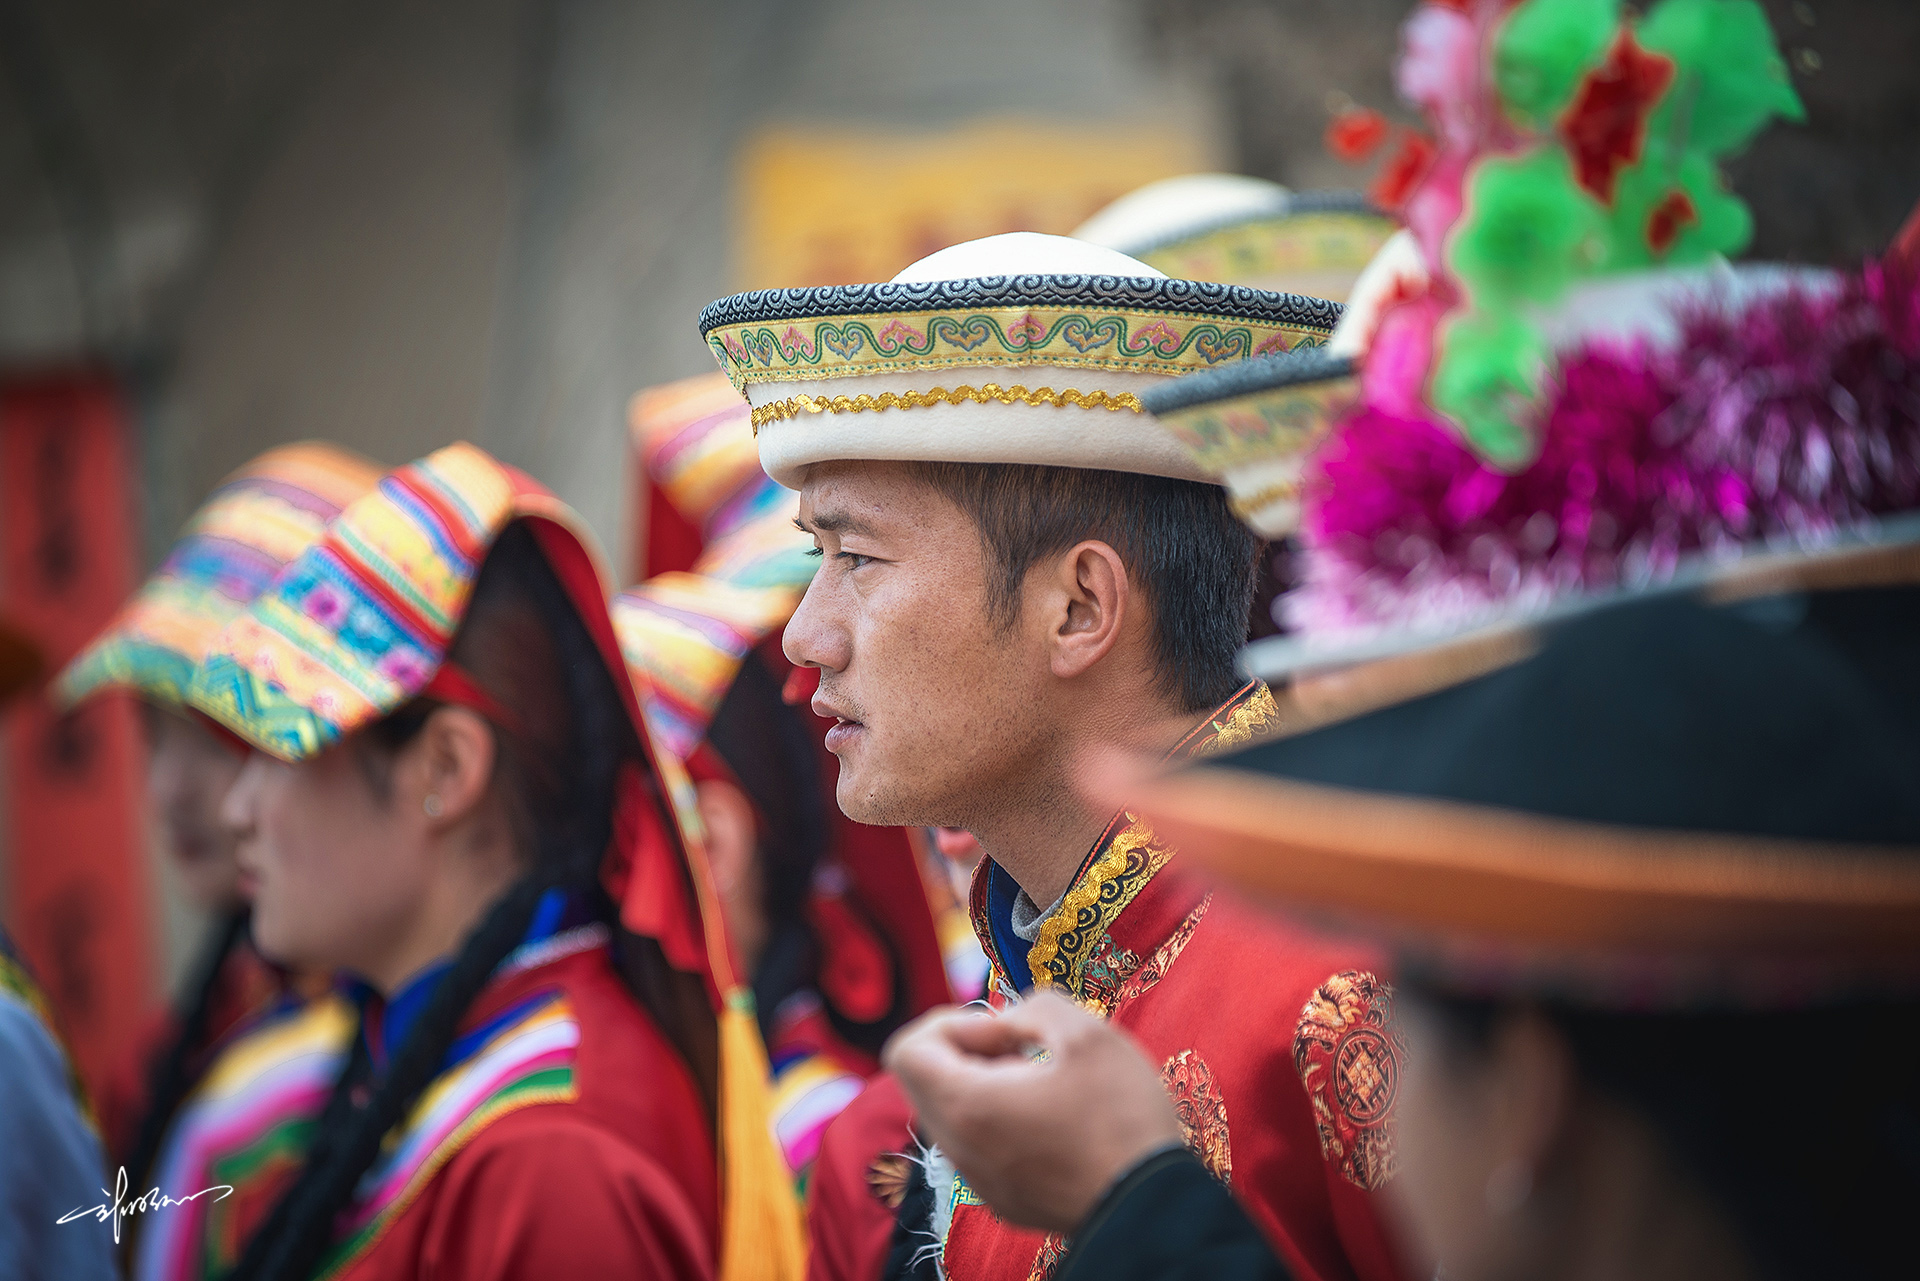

{"left": 753, "top": 365, "right": 1210, "bottom": 488}
{"left": 924, "top": 1141, "right": 959, "bottom": 1258}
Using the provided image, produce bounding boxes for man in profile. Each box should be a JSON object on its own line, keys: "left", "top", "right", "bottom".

{"left": 698, "top": 231, "right": 1409, "bottom": 1281}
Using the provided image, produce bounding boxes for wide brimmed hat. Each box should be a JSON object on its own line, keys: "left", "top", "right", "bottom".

{"left": 1073, "top": 174, "right": 1397, "bottom": 301}
{"left": 1143, "top": 345, "right": 1358, "bottom": 536}
{"left": 57, "top": 442, "right": 382, "bottom": 709}
{"left": 698, "top": 231, "right": 1343, "bottom": 489}
{"left": 187, "top": 442, "right": 805, "bottom": 1277}
{"left": 1115, "top": 547, "right": 1920, "bottom": 1007}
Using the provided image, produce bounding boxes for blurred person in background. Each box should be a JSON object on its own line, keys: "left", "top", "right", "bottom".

{"left": 1071, "top": 173, "right": 1399, "bottom": 643}
{"left": 157, "top": 444, "right": 799, "bottom": 1281}
{"left": 615, "top": 391, "right": 960, "bottom": 1191}
{"left": 0, "top": 618, "right": 116, "bottom": 1281}
{"left": 889, "top": 563, "right": 1920, "bottom": 1281}
{"left": 53, "top": 442, "right": 381, "bottom": 1215}
{"left": 700, "top": 231, "right": 1409, "bottom": 1281}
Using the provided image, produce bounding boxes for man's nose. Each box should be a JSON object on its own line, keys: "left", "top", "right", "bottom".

{"left": 783, "top": 575, "right": 848, "bottom": 675}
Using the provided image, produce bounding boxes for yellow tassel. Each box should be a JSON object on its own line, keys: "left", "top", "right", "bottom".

{"left": 718, "top": 992, "right": 808, "bottom": 1281}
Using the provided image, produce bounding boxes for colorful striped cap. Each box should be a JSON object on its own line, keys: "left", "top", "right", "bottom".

{"left": 614, "top": 572, "right": 805, "bottom": 764}
{"left": 615, "top": 495, "right": 816, "bottom": 761}
{"left": 56, "top": 442, "right": 382, "bottom": 710}
{"left": 634, "top": 371, "right": 795, "bottom": 577}
{"left": 187, "top": 443, "right": 541, "bottom": 762}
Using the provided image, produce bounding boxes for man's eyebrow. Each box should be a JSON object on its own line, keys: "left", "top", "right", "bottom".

{"left": 795, "top": 510, "right": 876, "bottom": 538}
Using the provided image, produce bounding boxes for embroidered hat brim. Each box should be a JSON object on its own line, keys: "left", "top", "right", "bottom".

{"left": 57, "top": 442, "right": 383, "bottom": 710}
{"left": 188, "top": 443, "right": 527, "bottom": 762}
{"left": 1087, "top": 186, "right": 1397, "bottom": 301}
{"left": 700, "top": 253, "right": 1344, "bottom": 488}
{"left": 1144, "top": 345, "right": 1358, "bottom": 536}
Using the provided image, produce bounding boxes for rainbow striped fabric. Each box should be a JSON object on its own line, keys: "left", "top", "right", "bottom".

{"left": 767, "top": 1047, "right": 866, "bottom": 1184}
{"left": 133, "top": 969, "right": 588, "bottom": 1281}
{"left": 618, "top": 370, "right": 820, "bottom": 760}
{"left": 635, "top": 371, "right": 790, "bottom": 552}
{"left": 317, "top": 985, "right": 583, "bottom": 1277}
{"left": 613, "top": 571, "right": 806, "bottom": 763}
{"left": 188, "top": 443, "right": 523, "bottom": 761}
{"left": 614, "top": 442, "right": 816, "bottom": 761}
{"left": 58, "top": 443, "right": 382, "bottom": 710}
{"left": 133, "top": 994, "right": 355, "bottom": 1281}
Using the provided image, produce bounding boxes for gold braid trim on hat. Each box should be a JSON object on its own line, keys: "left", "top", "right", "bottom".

{"left": 750, "top": 383, "right": 1145, "bottom": 433}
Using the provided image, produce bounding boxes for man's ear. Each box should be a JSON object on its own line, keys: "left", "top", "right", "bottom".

{"left": 1036, "top": 540, "right": 1130, "bottom": 681}
{"left": 413, "top": 706, "right": 498, "bottom": 827}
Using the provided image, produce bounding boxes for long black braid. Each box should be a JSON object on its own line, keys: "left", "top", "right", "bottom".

{"left": 225, "top": 523, "right": 630, "bottom": 1281}
{"left": 123, "top": 905, "right": 253, "bottom": 1199}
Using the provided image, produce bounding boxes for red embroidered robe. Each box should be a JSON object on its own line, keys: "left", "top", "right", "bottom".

{"left": 806, "top": 682, "right": 1410, "bottom": 1281}
{"left": 140, "top": 930, "right": 719, "bottom": 1281}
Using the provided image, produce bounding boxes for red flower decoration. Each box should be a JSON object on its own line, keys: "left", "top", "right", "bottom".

{"left": 1558, "top": 29, "right": 1675, "bottom": 205}
{"left": 1326, "top": 108, "right": 1391, "bottom": 164}
{"left": 1369, "top": 131, "right": 1437, "bottom": 213}
{"left": 1646, "top": 188, "right": 1699, "bottom": 256}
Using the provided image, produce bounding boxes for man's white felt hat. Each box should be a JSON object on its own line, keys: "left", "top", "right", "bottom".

{"left": 698, "top": 231, "right": 1342, "bottom": 489}
{"left": 1072, "top": 175, "right": 1397, "bottom": 301}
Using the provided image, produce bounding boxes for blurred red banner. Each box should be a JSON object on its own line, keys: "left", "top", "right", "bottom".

{"left": 0, "top": 373, "right": 153, "bottom": 1103}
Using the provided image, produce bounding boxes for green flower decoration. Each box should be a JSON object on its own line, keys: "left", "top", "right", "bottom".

{"left": 1430, "top": 0, "right": 1801, "bottom": 468}
{"left": 1450, "top": 148, "right": 1608, "bottom": 306}
{"left": 1494, "top": 0, "right": 1619, "bottom": 129}
{"left": 1639, "top": 0, "right": 1804, "bottom": 155}
{"left": 1607, "top": 143, "right": 1753, "bottom": 269}
{"left": 1431, "top": 310, "right": 1546, "bottom": 468}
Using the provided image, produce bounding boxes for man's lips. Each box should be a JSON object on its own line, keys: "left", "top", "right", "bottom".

{"left": 813, "top": 693, "right": 865, "bottom": 753}
{"left": 822, "top": 716, "right": 864, "bottom": 754}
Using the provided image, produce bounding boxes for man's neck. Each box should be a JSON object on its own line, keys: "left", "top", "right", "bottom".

{"left": 969, "top": 698, "right": 1205, "bottom": 909}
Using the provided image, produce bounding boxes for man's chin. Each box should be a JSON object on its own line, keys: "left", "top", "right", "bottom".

{"left": 832, "top": 770, "right": 931, "bottom": 828}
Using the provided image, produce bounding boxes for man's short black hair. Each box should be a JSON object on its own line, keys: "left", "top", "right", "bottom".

{"left": 909, "top": 461, "right": 1260, "bottom": 713}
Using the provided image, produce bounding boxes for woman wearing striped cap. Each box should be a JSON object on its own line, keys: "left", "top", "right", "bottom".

{"left": 159, "top": 443, "right": 799, "bottom": 1281}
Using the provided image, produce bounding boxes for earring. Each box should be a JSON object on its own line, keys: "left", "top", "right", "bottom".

{"left": 423, "top": 793, "right": 444, "bottom": 818}
{"left": 1484, "top": 1160, "right": 1533, "bottom": 1216}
